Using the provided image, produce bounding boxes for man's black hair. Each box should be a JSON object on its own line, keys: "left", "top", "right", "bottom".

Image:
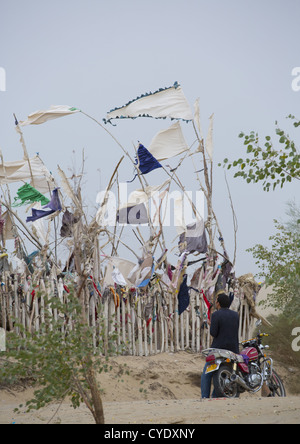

{"left": 217, "top": 293, "right": 231, "bottom": 309}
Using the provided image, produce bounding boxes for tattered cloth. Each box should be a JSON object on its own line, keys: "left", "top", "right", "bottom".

{"left": 179, "top": 219, "right": 208, "bottom": 254}
{"left": 12, "top": 183, "right": 50, "bottom": 207}
{"left": 127, "top": 255, "right": 154, "bottom": 288}
{"left": 117, "top": 203, "right": 148, "bottom": 225}
{"left": 60, "top": 210, "right": 80, "bottom": 237}
{"left": 0, "top": 155, "right": 56, "bottom": 194}
{"left": 128, "top": 144, "right": 162, "bottom": 182}
{"left": 104, "top": 257, "right": 136, "bottom": 288}
{"left": 0, "top": 211, "right": 15, "bottom": 242}
{"left": 26, "top": 188, "right": 62, "bottom": 223}
{"left": 178, "top": 274, "right": 190, "bottom": 316}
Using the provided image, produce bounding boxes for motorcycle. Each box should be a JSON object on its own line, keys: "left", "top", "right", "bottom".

{"left": 202, "top": 321, "right": 286, "bottom": 398}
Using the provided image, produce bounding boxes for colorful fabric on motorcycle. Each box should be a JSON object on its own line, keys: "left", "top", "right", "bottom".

{"left": 179, "top": 219, "right": 208, "bottom": 254}
{"left": 128, "top": 144, "right": 162, "bottom": 183}
{"left": 12, "top": 183, "right": 50, "bottom": 207}
{"left": 241, "top": 354, "right": 250, "bottom": 365}
{"left": 178, "top": 274, "right": 190, "bottom": 316}
{"left": 104, "top": 82, "right": 193, "bottom": 125}
{"left": 26, "top": 188, "right": 62, "bottom": 223}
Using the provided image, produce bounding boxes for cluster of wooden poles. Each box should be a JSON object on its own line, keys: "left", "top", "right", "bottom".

{"left": 0, "top": 273, "right": 253, "bottom": 356}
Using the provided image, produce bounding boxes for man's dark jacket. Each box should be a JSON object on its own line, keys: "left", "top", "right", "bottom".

{"left": 210, "top": 308, "right": 240, "bottom": 354}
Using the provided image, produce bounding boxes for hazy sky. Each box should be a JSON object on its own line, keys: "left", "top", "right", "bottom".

{"left": 0, "top": 0, "right": 299, "bottom": 277}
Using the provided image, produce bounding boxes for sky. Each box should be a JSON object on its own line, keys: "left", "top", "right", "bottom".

{"left": 0, "top": 0, "right": 299, "bottom": 277}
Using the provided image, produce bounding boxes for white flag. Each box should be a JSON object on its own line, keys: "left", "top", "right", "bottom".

{"left": 19, "top": 105, "right": 80, "bottom": 126}
{"left": 105, "top": 83, "right": 193, "bottom": 124}
{"left": 0, "top": 155, "right": 56, "bottom": 193}
{"left": 148, "top": 122, "right": 189, "bottom": 161}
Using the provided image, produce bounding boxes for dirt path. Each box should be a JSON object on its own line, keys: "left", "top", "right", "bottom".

{"left": 0, "top": 351, "right": 299, "bottom": 424}
{"left": 1, "top": 396, "right": 300, "bottom": 424}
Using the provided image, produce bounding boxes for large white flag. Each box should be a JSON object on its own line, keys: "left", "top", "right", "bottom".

{"left": 19, "top": 105, "right": 80, "bottom": 126}
{"left": 0, "top": 155, "right": 56, "bottom": 193}
{"left": 148, "top": 122, "right": 189, "bottom": 161}
{"left": 105, "top": 82, "right": 193, "bottom": 124}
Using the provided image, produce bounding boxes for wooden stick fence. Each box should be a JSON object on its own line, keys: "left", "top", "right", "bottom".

{"left": 0, "top": 275, "right": 253, "bottom": 356}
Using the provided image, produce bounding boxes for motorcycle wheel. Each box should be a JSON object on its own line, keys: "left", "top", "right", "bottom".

{"left": 213, "top": 364, "right": 239, "bottom": 399}
{"left": 268, "top": 370, "right": 286, "bottom": 397}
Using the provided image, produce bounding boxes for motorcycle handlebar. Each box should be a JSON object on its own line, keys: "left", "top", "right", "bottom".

{"left": 241, "top": 333, "right": 270, "bottom": 346}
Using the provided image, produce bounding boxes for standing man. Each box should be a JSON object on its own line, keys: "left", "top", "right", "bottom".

{"left": 201, "top": 293, "right": 240, "bottom": 398}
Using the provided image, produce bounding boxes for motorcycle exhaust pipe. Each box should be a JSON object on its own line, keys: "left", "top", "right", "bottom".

{"left": 230, "top": 373, "right": 250, "bottom": 391}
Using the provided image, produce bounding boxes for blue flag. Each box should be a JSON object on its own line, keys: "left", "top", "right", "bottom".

{"left": 128, "top": 143, "right": 162, "bottom": 183}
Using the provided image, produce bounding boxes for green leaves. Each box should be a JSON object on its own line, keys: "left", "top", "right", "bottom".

{"left": 220, "top": 116, "right": 300, "bottom": 192}
{"left": 247, "top": 206, "right": 300, "bottom": 320}
{"left": 0, "top": 293, "right": 125, "bottom": 423}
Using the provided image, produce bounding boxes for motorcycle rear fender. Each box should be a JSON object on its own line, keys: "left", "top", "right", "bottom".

{"left": 205, "top": 359, "right": 222, "bottom": 374}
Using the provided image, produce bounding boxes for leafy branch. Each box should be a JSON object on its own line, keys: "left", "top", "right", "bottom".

{"left": 0, "top": 293, "right": 125, "bottom": 424}
{"left": 219, "top": 116, "right": 300, "bottom": 191}
{"left": 247, "top": 213, "right": 300, "bottom": 319}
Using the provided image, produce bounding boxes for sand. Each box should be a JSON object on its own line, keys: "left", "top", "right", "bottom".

{"left": 0, "top": 351, "right": 299, "bottom": 425}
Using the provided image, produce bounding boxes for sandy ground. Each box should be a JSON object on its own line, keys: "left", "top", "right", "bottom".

{"left": 0, "top": 351, "right": 299, "bottom": 425}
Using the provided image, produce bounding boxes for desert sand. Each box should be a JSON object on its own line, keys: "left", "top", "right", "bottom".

{"left": 0, "top": 351, "right": 299, "bottom": 425}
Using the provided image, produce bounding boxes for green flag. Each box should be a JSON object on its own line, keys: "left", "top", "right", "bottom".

{"left": 12, "top": 183, "right": 50, "bottom": 207}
